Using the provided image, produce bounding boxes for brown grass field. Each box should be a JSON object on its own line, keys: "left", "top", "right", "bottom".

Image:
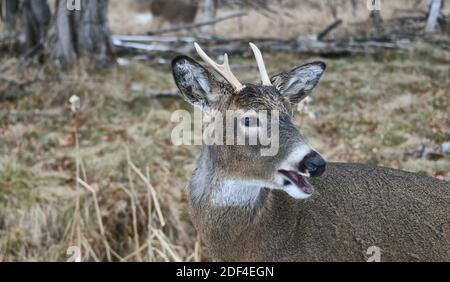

{"left": 0, "top": 0, "right": 449, "bottom": 261}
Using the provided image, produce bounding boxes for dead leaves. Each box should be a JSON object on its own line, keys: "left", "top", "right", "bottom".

{"left": 58, "top": 132, "right": 76, "bottom": 147}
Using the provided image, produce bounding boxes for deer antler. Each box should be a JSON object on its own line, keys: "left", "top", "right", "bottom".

{"left": 249, "top": 42, "right": 272, "bottom": 86}
{"left": 194, "top": 42, "right": 245, "bottom": 91}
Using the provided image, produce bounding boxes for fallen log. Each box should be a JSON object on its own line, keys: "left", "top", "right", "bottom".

{"left": 113, "top": 40, "right": 175, "bottom": 53}
{"left": 112, "top": 36, "right": 403, "bottom": 58}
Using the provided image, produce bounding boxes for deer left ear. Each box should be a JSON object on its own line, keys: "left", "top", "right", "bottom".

{"left": 271, "top": 62, "right": 326, "bottom": 104}
{"left": 172, "top": 55, "right": 222, "bottom": 111}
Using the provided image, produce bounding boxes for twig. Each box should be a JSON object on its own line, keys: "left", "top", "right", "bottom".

{"left": 128, "top": 161, "right": 166, "bottom": 227}
{"left": 82, "top": 236, "right": 100, "bottom": 262}
{"left": 153, "top": 247, "right": 170, "bottom": 262}
{"left": 146, "top": 166, "right": 154, "bottom": 262}
{"left": 69, "top": 100, "right": 82, "bottom": 262}
{"left": 317, "top": 19, "right": 343, "bottom": 41}
{"left": 80, "top": 158, "right": 88, "bottom": 183}
{"left": 152, "top": 229, "right": 182, "bottom": 262}
{"left": 119, "top": 185, "right": 142, "bottom": 262}
{"left": 77, "top": 178, "right": 112, "bottom": 262}
{"left": 120, "top": 242, "right": 151, "bottom": 262}
{"left": 194, "top": 236, "right": 201, "bottom": 262}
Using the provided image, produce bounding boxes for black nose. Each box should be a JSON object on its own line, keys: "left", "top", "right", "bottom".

{"left": 299, "top": 152, "right": 326, "bottom": 177}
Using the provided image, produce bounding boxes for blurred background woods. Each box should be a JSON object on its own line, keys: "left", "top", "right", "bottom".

{"left": 0, "top": 0, "right": 449, "bottom": 261}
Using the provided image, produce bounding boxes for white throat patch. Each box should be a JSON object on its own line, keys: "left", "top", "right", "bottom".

{"left": 212, "top": 180, "right": 268, "bottom": 207}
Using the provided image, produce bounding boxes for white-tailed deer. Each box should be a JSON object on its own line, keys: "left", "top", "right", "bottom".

{"left": 171, "top": 43, "right": 450, "bottom": 261}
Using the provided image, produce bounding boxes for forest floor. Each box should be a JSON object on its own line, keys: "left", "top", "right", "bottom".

{"left": 0, "top": 43, "right": 448, "bottom": 261}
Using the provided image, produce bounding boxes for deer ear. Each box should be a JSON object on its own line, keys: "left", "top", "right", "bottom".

{"left": 172, "top": 56, "right": 221, "bottom": 110}
{"left": 271, "top": 62, "right": 326, "bottom": 104}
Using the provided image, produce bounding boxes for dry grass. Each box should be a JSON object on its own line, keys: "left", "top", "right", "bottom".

{"left": 0, "top": 59, "right": 202, "bottom": 261}
{"left": 0, "top": 46, "right": 449, "bottom": 261}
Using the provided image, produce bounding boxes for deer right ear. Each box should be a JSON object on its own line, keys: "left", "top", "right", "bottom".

{"left": 172, "top": 56, "right": 220, "bottom": 110}
{"left": 271, "top": 62, "right": 326, "bottom": 104}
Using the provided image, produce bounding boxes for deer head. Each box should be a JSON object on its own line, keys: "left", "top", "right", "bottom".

{"left": 172, "top": 43, "right": 326, "bottom": 199}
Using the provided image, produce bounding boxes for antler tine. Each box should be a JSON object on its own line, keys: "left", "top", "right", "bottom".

{"left": 249, "top": 42, "right": 272, "bottom": 86}
{"left": 194, "top": 42, "right": 245, "bottom": 91}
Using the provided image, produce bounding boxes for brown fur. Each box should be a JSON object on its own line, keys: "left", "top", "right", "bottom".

{"left": 190, "top": 162, "right": 450, "bottom": 261}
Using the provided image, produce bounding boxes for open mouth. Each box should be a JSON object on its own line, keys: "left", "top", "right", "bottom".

{"left": 278, "top": 170, "right": 314, "bottom": 195}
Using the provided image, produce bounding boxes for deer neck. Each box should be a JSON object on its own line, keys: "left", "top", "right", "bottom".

{"left": 189, "top": 146, "right": 268, "bottom": 209}
{"left": 188, "top": 146, "right": 301, "bottom": 260}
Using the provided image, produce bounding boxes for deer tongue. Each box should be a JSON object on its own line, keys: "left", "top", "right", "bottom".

{"left": 279, "top": 170, "right": 313, "bottom": 195}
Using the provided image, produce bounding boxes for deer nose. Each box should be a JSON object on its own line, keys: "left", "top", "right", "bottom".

{"left": 299, "top": 152, "right": 326, "bottom": 177}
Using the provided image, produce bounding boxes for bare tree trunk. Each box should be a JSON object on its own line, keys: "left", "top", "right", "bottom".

{"left": 54, "top": 0, "right": 75, "bottom": 66}
{"left": 1, "top": 0, "right": 20, "bottom": 31}
{"left": 351, "top": 0, "right": 357, "bottom": 17}
{"left": 369, "top": 0, "right": 384, "bottom": 34}
{"left": 425, "top": 0, "right": 443, "bottom": 32}
{"left": 23, "top": 0, "right": 50, "bottom": 52}
{"left": 326, "top": 0, "right": 337, "bottom": 20}
{"left": 53, "top": 0, "right": 113, "bottom": 67}
{"left": 200, "top": 0, "right": 215, "bottom": 34}
{"left": 0, "top": 0, "right": 114, "bottom": 67}
{"left": 74, "top": 0, "right": 113, "bottom": 63}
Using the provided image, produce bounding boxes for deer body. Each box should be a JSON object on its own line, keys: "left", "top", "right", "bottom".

{"left": 190, "top": 157, "right": 450, "bottom": 261}
{"left": 172, "top": 43, "right": 450, "bottom": 262}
